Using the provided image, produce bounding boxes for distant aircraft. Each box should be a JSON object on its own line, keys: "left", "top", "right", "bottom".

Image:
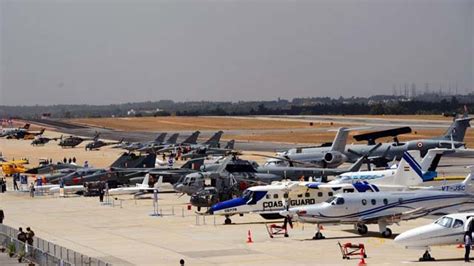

{"left": 85, "top": 135, "right": 124, "bottom": 151}
{"left": 155, "top": 131, "right": 223, "bottom": 154}
{"left": 118, "top": 132, "right": 171, "bottom": 152}
{"left": 10, "top": 128, "right": 45, "bottom": 140}
{"left": 31, "top": 135, "right": 60, "bottom": 146}
{"left": 284, "top": 170, "right": 474, "bottom": 239}
{"left": 58, "top": 134, "right": 97, "bottom": 148}
{"left": 395, "top": 212, "right": 474, "bottom": 261}
{"left": 180, "top": 139, "right": 235, "bottom": 159}
{"left": 0, "top": 158, "right": 29, "bottom": 176}
{"left": 0, "top": 123, "right": 30, "bottom": 138}
{"left": 278, "top": 114, "right": 472, "bottom": 168}
{"left": 138, "top": 131, "right": 201, "bottom": 153}
{"left": 108, "top": 174, "right": 163, "bottom": 195}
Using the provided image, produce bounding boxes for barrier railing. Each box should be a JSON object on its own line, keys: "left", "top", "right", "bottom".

{"left": 0, "top": 224, "right": 111, "bottom": 266}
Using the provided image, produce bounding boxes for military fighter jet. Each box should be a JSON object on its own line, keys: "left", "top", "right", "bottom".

{"left": 180, "top": 139, "right": 235, "bottom": 159}
{"left": 117, "top": 132, "right": 170, "bottom": 152}
{"left": 138, "top": 131, "right": 201, "bottom": 153}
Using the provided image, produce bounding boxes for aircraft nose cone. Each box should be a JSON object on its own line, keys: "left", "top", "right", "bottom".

{"left": 394, "top": 228, "right": 422, "bottom": 246}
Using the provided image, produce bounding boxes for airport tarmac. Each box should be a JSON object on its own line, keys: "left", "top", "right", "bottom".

{"left": 0, "top": 186, "right": 471, "bottom": 266}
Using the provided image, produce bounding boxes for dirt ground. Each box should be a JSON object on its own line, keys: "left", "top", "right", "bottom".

{"left": 70, "top": 116, "right": 321, "bottom": 131}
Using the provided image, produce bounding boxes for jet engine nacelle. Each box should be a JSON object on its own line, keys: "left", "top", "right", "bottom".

{"left": 323, "top": 151, "right": 347, "bottom": 167}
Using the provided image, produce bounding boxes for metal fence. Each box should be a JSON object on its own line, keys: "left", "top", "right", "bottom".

{"left": 0, "top": 224, "right": 111, "bottom": 266}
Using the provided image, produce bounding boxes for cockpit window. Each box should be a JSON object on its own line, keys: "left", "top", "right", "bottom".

{"left": 325, "top": 196, "right": 336, "bottom": 204}
{"left": 453, "top": 219, "right": 464, "bottom": 228}
{"left": 242, "top": 190, "right": 253, "bottom": 201}
{"left": 435, "top": 217, "right": 454, "bottom": 228}
{"left": 336, "top": 197, "right": 345, "bottom": 205}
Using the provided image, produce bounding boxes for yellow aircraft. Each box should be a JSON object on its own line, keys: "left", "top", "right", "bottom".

{"left": 0, "top": 159, "right": 28, "bottom": 176}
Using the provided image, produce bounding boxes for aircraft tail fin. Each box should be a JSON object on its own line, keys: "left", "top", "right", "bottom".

{"left": 142, "top": 173, "right": 150, "bottom": 187}
{"left": 166, "top": 133, "right": 179, "bottom": 144}
{"left": 154, "top": 176, "right": 163, "bottom": 189}
{"left": 225, "top": 140, "right": 235, "bottom": 150}
{"left": 393, "top": 151, "right": 427, "bottom": 186}
{"left": 181, "top": 157, "right": 205, "bottom": 170}
{"left": 93, "top": 132, "right": 100, "bottom": 141}
{"left": 418, "top": 148, "right": 451, "bottom": 181}
{"left": 204, "top": 131, "right": 224, "bottom": 147}
{"left": 436, "top": 116, "right": 472, "bottom": 143}
{"left": 182, "top": 131, "right": 200, "bottom": 145}
{"left": 330, "top": 128, "right": 349, "bottom": 152}
{"left": 155, "top": 133, "right": 167, "bottom": 144}
{"left": 39, "top": 128, "right": 45, "bottom": 135}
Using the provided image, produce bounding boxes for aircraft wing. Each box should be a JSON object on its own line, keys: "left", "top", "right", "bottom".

{"left": 287, "top": 182, "right": 354, "bottom": 197}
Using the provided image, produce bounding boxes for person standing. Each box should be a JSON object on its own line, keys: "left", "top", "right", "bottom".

{"left": 98, "top": 183, "right": 104, "bottom": 203}
{"left": 0, "top": 209, "right": 4, "bottom": 224}
{"left": 465, "top": 231, "right": 472, "bottom": 262}
{"left": 13, "top": 173, "right": 19, "bottom": 191}
{"left": 26, "top": 227, "right": 35, "bottom": 246}
{"left": 17, "top": 228, "right": 26, "bottom": 243}
{"left": 29, "top": 182, "right": 35, "bottom": 197}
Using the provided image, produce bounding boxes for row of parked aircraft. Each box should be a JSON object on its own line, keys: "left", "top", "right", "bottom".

{"left": 3, "top": 113, "right": 474, "bottom": 261}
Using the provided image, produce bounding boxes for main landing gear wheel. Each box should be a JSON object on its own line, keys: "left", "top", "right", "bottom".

{"left": 224, "top": 216, "right": 232, "bottom": 225}
{"left": 313, "top": 232, "right": 325, "bottom": 240}
{"left": 357, "top": 224, "right": 368, "bottom": 235}
{"left": 419, "top": 250, "right": 435, "bottom": 261}
{"left": 381, "top": 228, "right": 392, "bottom": 238}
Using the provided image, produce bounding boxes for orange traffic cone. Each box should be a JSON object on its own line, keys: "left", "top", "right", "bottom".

{"left": 457, "top": 243, "right": 464, "bottom": 248}
{"left": 246, "top": 230, "right": 253, "bottom": 243}
{"left": 358, "top": 258, "right": 367, "bottom": 266}
{"left": 319, "top": 225, "right": 324, "bottom": 230}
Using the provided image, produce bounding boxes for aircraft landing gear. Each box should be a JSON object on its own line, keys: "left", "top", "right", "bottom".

{"left": 224, "top": 215, "right": 232, "bottom": 225}
{"left": 419, "top": 250, "right": 435, "bottom": 261}
{"left": 378, "top": 221, "right": 392, "bottom": 238}
{"left": 356, "top": 224, "right": 368, "bottom": 235}
{"left": 312, "top": 224, "right": 325, "bottom": 240}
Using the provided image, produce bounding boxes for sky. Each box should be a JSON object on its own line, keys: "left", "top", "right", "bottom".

{"left": 0, "top": 0, "right": 473, "bottom": 105}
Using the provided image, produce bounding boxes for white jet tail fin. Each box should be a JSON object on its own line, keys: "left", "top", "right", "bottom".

{"left": 392, "top": 151, "right": 424, "bottom": 186}
{"left": 462, "top": 167, "right": 474, "bottom": 193}
{"left": 154, "top": 176, "right": 163, "bottom": 189}
{"left": 141, "top": 173, "right": 150, "bottom": 187}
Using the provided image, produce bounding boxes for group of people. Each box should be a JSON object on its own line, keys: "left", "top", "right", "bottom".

{"left": 17, "top": 227, "right": 35, "bottom": 246}
{"left": 62, "top": 157, "right": 77, "bottom": 165}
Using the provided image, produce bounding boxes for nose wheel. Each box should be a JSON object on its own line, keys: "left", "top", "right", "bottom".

{"left": 419, "top": 250, "right": 435, "bottom": 261}
{"left": 312, "top": 224, "right": 325, "bottom": 240}
{"left": 224, "top": 216, "right": 232, "bottom": 225}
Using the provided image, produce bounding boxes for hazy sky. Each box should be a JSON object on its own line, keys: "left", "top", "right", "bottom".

{"left": 1, "top": 0, "right": 473, "bottom": 105}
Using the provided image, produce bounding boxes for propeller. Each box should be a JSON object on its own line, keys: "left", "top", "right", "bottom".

{"left": 347, "top": 143, "right": 382, "bottom": 171}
